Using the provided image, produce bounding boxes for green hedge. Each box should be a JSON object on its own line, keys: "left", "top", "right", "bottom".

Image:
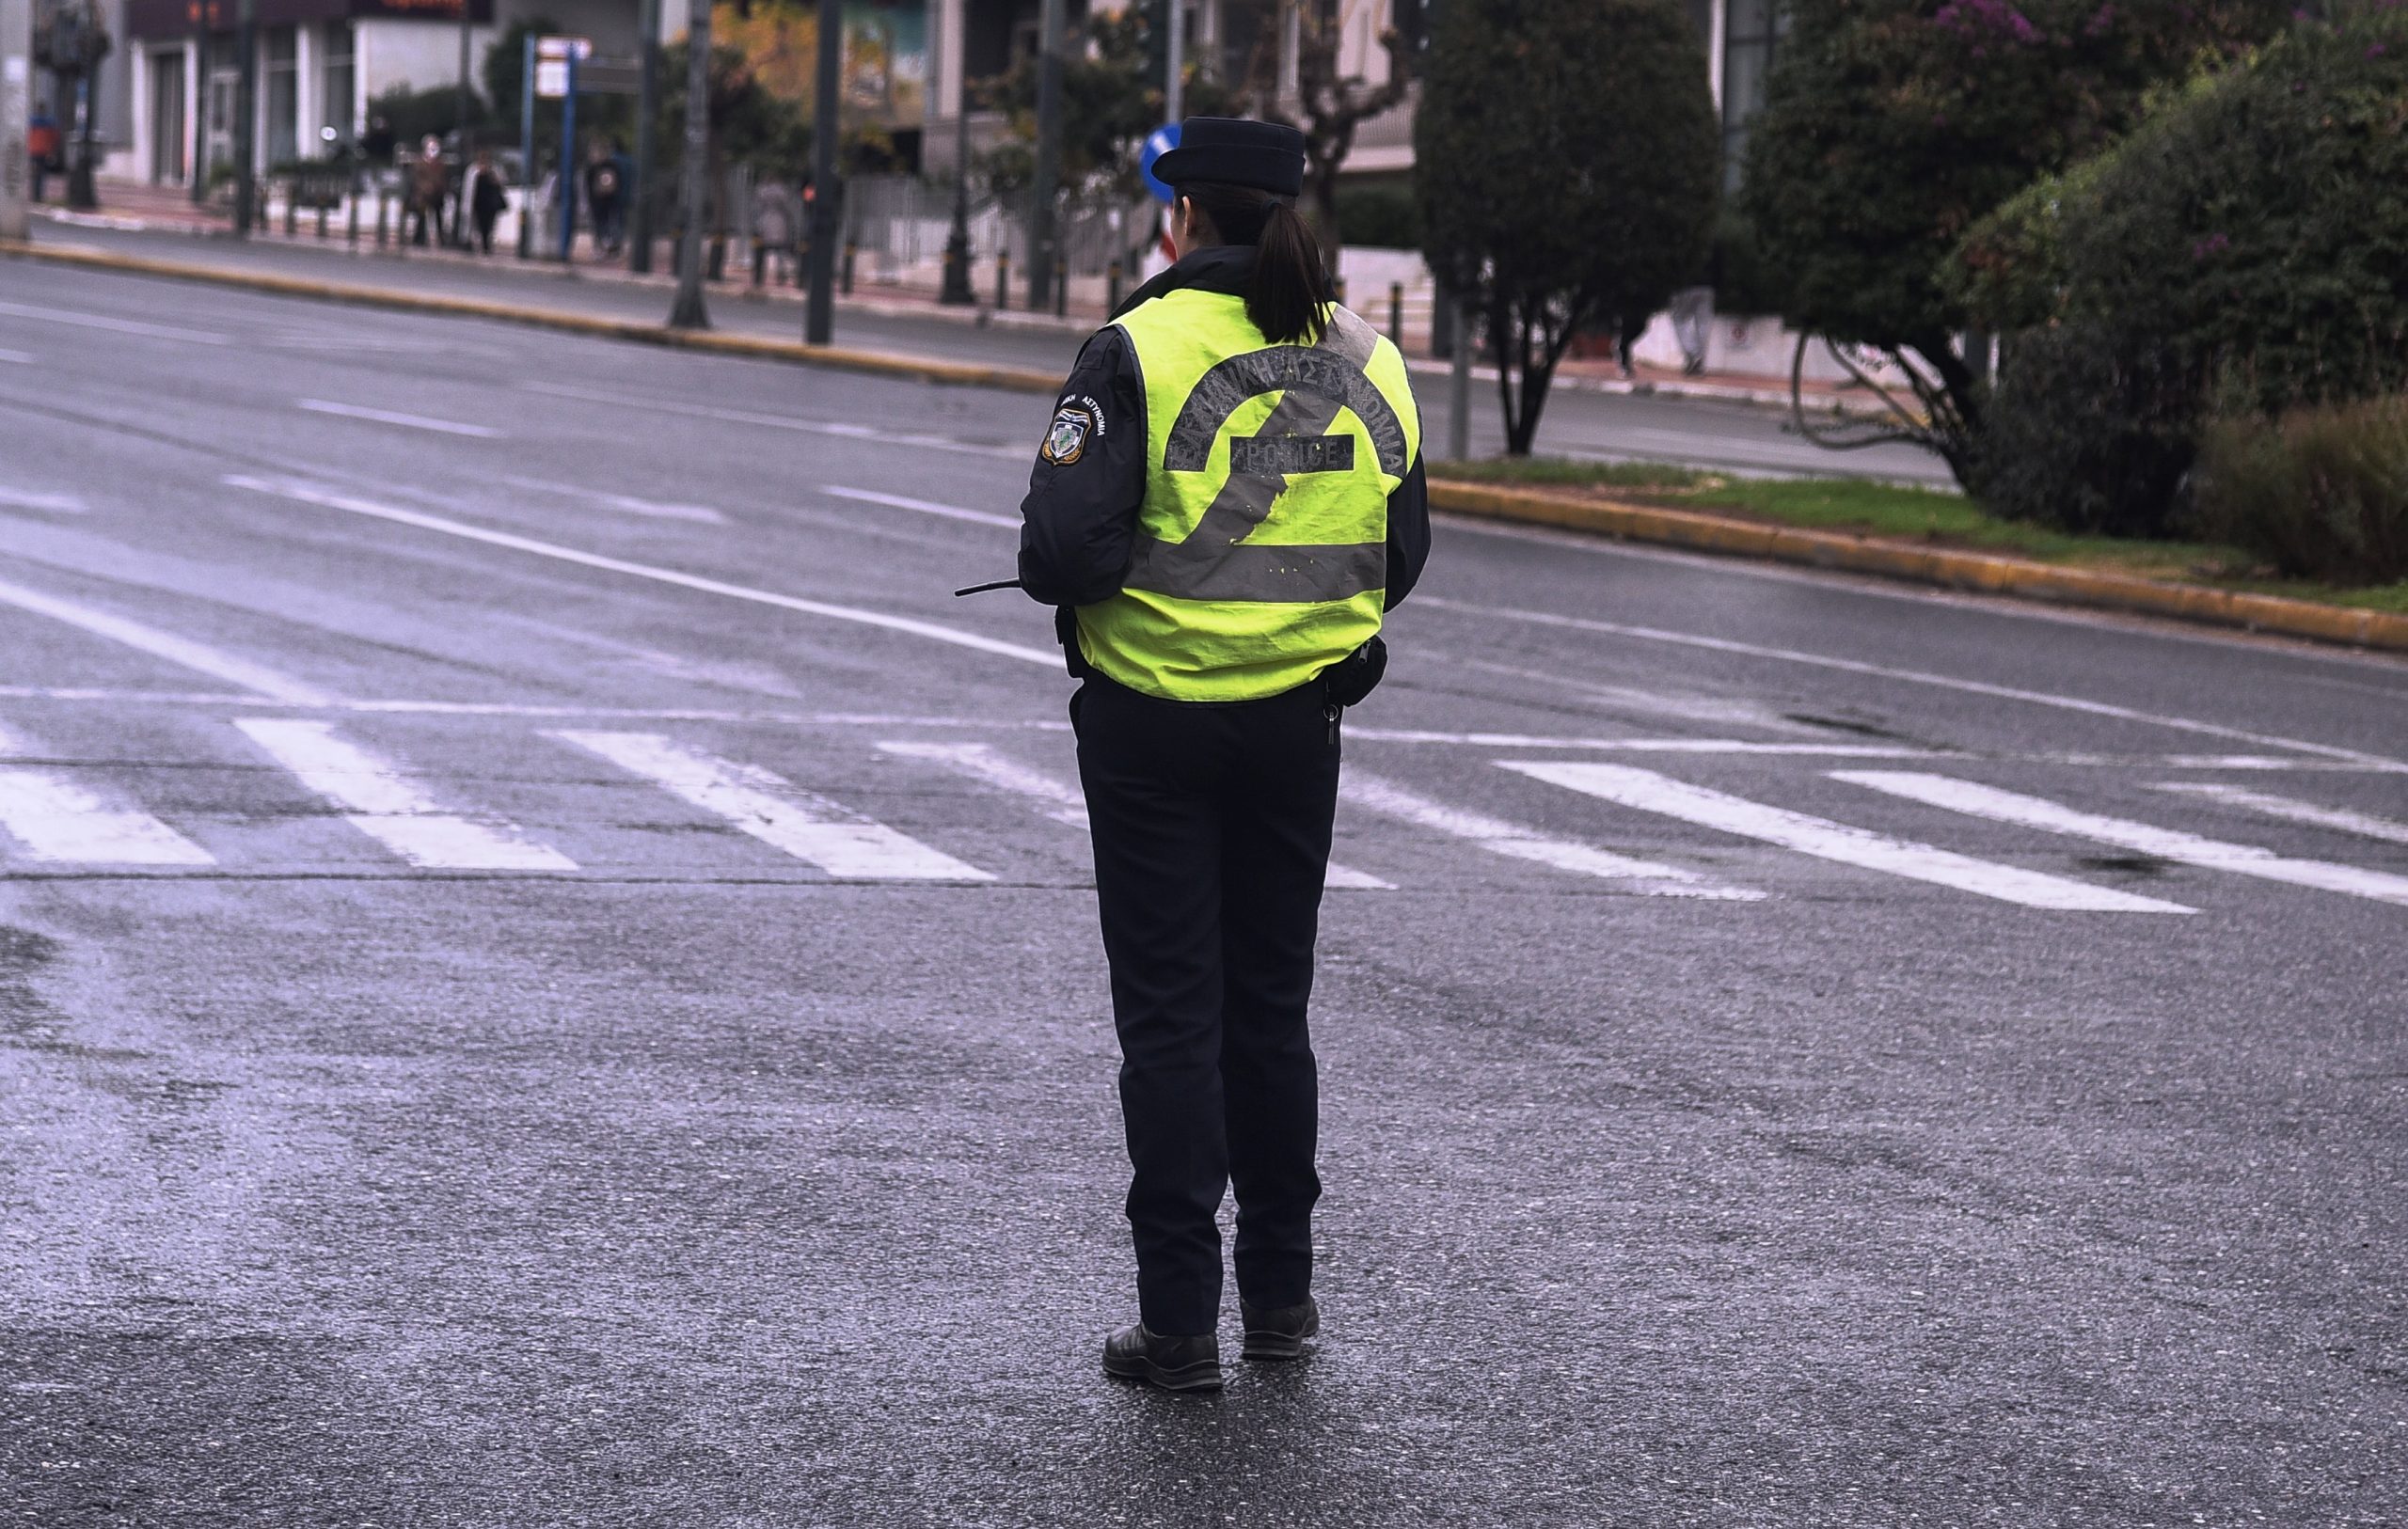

{"left": 1954, "top": 8, "right": 2408, "bottom": 546}
{"left": 2194, "top": 395, "right": 2408, "bottom": 584}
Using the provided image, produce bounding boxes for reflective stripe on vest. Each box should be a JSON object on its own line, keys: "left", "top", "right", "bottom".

{"left": 1077, "top": 291, "right": 1422, "bottom": 702}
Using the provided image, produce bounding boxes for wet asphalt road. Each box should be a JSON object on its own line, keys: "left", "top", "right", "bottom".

{"left": 1, "top": 260, "right": 2404, "bottom": 1527}
{"left": 24, "top": 221, "right": 1959, "bottom": 485}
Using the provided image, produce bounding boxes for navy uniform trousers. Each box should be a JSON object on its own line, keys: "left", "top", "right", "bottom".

{"left": 1073, "top": 670, "right": 1340, "bottom": 1338}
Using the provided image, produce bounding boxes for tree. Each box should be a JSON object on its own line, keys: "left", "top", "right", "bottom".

{"left": 1417, "top": 0, "right": 1719, "bottom": 456}
{"left": 978, "top": 9, "right": 1234, "bottom": 203}
{"left": 1738, "top": 0, "right": 2289, "bottom": 485}
{"left": 1228, "top": 0, "right": 1414, "bottom": 253}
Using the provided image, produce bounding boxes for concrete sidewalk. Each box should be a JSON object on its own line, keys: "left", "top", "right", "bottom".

{"left": 32, "top": 180, "right": 1873, "bottom": 415}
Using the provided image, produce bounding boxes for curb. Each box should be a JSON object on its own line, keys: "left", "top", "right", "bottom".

{"left": 1429, "top": 480, "right": 2408, "bottom": 655}
{"left": 0, "top": 240, "right": 1067, "bottom": 396}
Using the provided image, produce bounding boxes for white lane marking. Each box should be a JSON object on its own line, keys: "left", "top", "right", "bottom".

{"left": 1833, "top": 771, "right": 2408, "bottom": 908}
{"left": 522, "top": 381, "right": 1025, "bottom": 461}
{"left": 502, "top": 475, "right": 729, "bottom": 525}
{"left": 1414, "top": 595, "right": 2404, "bottom": 770}
{"left": 0, "top": 298, "right": 229, "bottom": 345}
{"left": 0, "top": 488, "right": 84, "bottom": 513}
{"left": 0, "top": 348, "right": 34, "bottom": 365}
{"left": 1509, "top": 762, "right": 2192, "bottom": 912}
{"left": 878, "top": 739, "right": 1395, "bottom": 890}
{"left": 822, "top": 485, "right": 1020, "bottom": 529}
{"left": 0, "top": 720, "right": 215, "bottom": 867}
{"left": 879, "top": 740, "right": 1089, "bottom": 827}
{"left": 0, "top": 574, "right": 333, "bottom": 704}
{"left": 1445, "top": 654, "right": 1821, "bottom": 732}
{"left": 297, "top": 399, "right": 504, "bottom": 438}
{"left": 1342, "top": 771, "right": 1758, "bottom": 899}
{"left": 227, "top": 476, "right": 1059, "bottom": 670}
{"left": 236, "top": 717, "right": 576, "bottom": 871}
{"left": 1348, "top": 725, "right": 1933, "bottom": 757}
{"left": 2152, "top": 782, "right": 2408, "bottom": 846}
{"left": 557, "top": 731, "right": 991, "bottom": 881}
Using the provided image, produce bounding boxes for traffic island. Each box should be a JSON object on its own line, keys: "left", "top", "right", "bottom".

{"left": 1429, "top": 471, "right": 2408, "bottom": 655}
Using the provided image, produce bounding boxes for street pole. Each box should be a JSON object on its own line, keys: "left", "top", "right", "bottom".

{"left": 555, "top": 48, "right": 576, "bottom": 261}
{"left": 0, "top": 0, "right": 28, "bottom": 243}
{"left": 1164, "top": 0, "right": 1181, "bottom": 126}
{"left": 666, "top": 0, "right": 710, "bottom": 328}
{"left": 803, "top": 0, "right": 839, "bottom": 343}
{"left": 188, "top": 16, "right": 209, "bottom": 206}
{"left": 67, "top": 54, "right": 97, "bottom": 209}
{"left": 515, "top": 32, "right": 532, "bottom": 257}
{"left": 232, "top": 0, "right": 256, "bottom": 235}
{"left": 454, "top": 0, "right": 472, "bottom": 189}
{"left": 938, "top": 80, "right": 972, "bottom": 304}
{"left": 1027, "top": 0, "right": 1062, "bottom": 311}
{"left": 628, "top": 0, "right": 659, "bottom": 272}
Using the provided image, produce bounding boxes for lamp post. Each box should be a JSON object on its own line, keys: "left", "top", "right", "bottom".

{"left": 802, "top": 0, "right": 837, "bottom": 343}
{"left": 938, "top": 80, "right": 972, "bottom": 305}
{"left": 1026, "top": 0, "right": 1061, "bottom": 311}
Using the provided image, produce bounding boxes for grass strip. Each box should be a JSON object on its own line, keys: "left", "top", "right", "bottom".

{"left": 1431, "top": 458, "right": 2408, "bottom": 617}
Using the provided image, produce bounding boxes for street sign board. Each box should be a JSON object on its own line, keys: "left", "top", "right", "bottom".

{"left": 534, "top": 59, "right": 570, "bottom": 97}
{"left": 1140, "top": 123, "right": 1180, "bottom": 205}
{"left": 536, "top": 35, "right": 593, "bottom": 60}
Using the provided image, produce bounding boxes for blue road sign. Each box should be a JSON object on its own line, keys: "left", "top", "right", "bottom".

{"left": 1141, "top": 124, "right": 1181, "bottom": 204}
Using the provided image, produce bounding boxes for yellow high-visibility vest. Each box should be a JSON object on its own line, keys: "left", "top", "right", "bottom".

{"left": 1075, "top": 289, "right": 1422, "bottom": 701}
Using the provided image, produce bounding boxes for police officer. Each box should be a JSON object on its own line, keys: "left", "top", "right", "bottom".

{"left": 1016, "top": 118, "right": 1429, "bottom": 1393}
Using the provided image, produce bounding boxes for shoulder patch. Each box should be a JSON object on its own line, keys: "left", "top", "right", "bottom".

{"left": 1042, "top": 402, "right": 1094, "bottom": 465}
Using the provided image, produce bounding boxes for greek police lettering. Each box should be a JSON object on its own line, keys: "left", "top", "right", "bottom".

{"left": 1228, "top": 434, "right": 1356, "bottom": 477}
{"left": 1043, "top": 403, "right": 1094, "bottom": 465}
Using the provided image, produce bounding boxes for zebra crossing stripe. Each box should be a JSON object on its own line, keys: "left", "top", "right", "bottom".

{"left": 0, "top": 769, "right": 215, "bottom": 865}
{"left": 1344, "top": 771, "right": 1760, "bottom": 899}
{"left": 2151, "top": 783, "right": 2408, "bottom": 847}
{"left": 1508, "top": 762, "right": 2191, "bottom": 913}
{"left": 877, "top": 740, "right": 1394, "bottom": 890}
{"left": 1833, "top": 771, "right": 2408, "bottom": 908}
{"left": 237, "top": 718, "right": 577, "bottom": 872}
{"left": 558, "top": 732, "right": 992, "bottom": 883}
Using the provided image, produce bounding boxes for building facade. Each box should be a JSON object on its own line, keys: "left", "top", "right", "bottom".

{"left": 920, "top": 0, "right": 1783, "bottom": 186}
{"left": 115, "top": 0, "right": 693, "bottom": 185}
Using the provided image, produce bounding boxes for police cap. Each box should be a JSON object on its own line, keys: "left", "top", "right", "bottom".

{"left": 1149, "top": 118, "right": 1307, "bottom": 198}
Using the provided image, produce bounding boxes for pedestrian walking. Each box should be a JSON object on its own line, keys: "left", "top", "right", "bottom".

{"left": 406, "top": 135, "right": 449, "bottom": 248}
{"left": 1671, "top": 243, "right": 1720, "bottom": 376}
{"left": 585, "top": 140, "right": 627, "bottom": 257}
{"left": 751, "top": 179, "right": 799, "bottom": 287}
{"left": 465, "top": 150, "right": 508, "bottom": 255}
{"left": 1014, "top": 117, "right": 1430, "bottom": 1394}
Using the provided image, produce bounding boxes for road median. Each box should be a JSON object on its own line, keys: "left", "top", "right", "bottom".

{"left": 1430, "top": 478, "right": 2408, "bottom": 654}
{"left": 0, "top": 240, "right": 1067, "bottom": 395}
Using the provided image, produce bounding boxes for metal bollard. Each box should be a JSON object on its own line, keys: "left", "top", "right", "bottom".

{"left": 842, "top": 240, "right": 856, "bottom": 295}
{"left": 347, "top": 186, "right": 359, "bottom": 249}
{"left": 376, "top": 189, "right": 388, "bottom": 249}
{"left": 1389, "top": 282, "right": 1403, "bottom": 345}
{"left": 996, "top": 250, "right": 1010, "bottom": 310}
{"left": 1107, "top": 259, "right": 1123, "bottom": 313}
{"left": 284, "top": 181, "right": 298, "bottom": 237}
{"left": 1334, "top": 275, "right": 1348, "bottom": 309}
{"left": 317, "top": 184, "right": 329, "bottom": 240}
{"left": 1054, "top": 256, "right": 1068, "bottom": 318}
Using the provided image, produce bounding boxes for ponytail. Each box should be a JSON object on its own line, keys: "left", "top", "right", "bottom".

{"left": 1178, "top": 181, "right": 1334, "bottom": 346}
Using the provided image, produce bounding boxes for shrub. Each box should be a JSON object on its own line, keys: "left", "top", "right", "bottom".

{"left": 2192, "top": 396, "right": 2408, "bottom": 584}
{"left": 1740, "top": 0, "right": 2288, "bottom": 486}
{"left": 1335, "top": 183, "right": 1420, "bottom": 250}
{"left": 1973, "top": 325, "right": 2198, "bottom": 536}
{"left": 2029, "top": 8, "right": 2408, "bottom": 416}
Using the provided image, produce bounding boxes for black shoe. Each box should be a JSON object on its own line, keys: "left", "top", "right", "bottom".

{"left": 1239, "top": 1298, "right": 1320, "bottom": 1361}
{"left": 1101, "top": 1324, "right": 1223, "bottom": 1392}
